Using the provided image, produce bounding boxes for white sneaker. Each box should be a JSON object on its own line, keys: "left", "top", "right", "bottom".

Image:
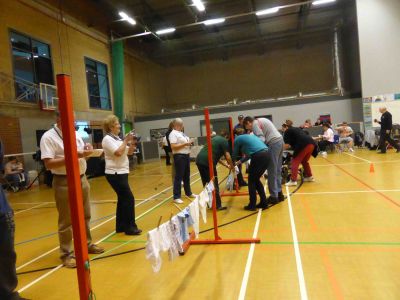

{"left": 349, "top": 148, "right": 354, "bottom": 152}
{"left": 321, "top": 151, "right": 328, "bottom": 158}
{"left": 285, "top": 180, "right": 297, "bottom": 186}
{"left": 303, "top": 176, "right": 315, "bottom": 182}
{"left": 173, "top": 198, "right": 184, "bottom": 204}
{"left": 188, "top": 194, "right": 198, "bottom": 199}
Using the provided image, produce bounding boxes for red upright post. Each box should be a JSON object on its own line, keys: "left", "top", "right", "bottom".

{"left": 229, "top": 117, "right": 240, "bottom": 192}
{"left": 57, "top": 74, "right": 93, "bottom": 300}
{"left": 204, "top": 108, "right": 221, "bottom": 240}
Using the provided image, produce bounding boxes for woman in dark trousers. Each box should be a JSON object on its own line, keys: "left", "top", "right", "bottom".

{"left": 169, "top": 118, "right": 197, "bottom": 204}
{"left": 282, "top": 124, "right": 318, "bottom": 187}
{"left": 102, "top": 115, "right": 142, "bottom": 236}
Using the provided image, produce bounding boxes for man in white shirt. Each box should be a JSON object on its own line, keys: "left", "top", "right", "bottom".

{"left": 169, "top": 118, "right": 197, "bottom": 204}
{"left": 337, "top": 121, "right": 354, "bottom": 152}
{"left": 40, "top": 110, "right": 104, "bottom": 268}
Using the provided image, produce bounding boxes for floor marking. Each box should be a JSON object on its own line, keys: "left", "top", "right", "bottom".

{"left": 237, "top": 209, "right": 262, "bottom": 300}
{"left": 312, "top": 159, "right": 400, "bottom": 167}
{"left": 324, "top": 158, "right": 400, "bottom": 209}
{"left": 14, "top": 203, "right": 47, "bottom": 215}
{"left": 296, "top": 189, "right": 400, "bottom": 195}
{"left": 259, "top": 241, "right": 400, "bottom": 246}
{"left": 17, "top": 170, "right": 205, "bottom": 292}
{"left": 286, "top": 186, "right": 308, "bottom": 300}
{"left": 343, "top": 152, "right": 371, "bottom": 163}
{"left": 319, "top": 249, "right": 344, "bottom": 300}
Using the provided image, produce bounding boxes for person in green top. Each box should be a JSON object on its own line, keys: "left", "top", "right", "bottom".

{"left": 196, "top": 130, "right": 234, "bottom": 210}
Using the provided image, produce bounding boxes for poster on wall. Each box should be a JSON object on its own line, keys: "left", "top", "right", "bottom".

{"left": 150, "top": 128, "right": 168, "bottom": 141}
{"left": 363, "top": 92, "right": 400, "bottom": 129}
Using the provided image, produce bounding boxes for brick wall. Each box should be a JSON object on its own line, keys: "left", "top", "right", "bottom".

{"left": 0, "top": 116, "right": 22, "bottom": 155}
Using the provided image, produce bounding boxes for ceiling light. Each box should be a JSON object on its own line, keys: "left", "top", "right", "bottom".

{"left": 255, "top": 7, "right": 280, "bottom": 16}
{"left": 119, "top": 11, "right": 136, "bottom": 25}
{"left": 192, "top": 0, "right": 205, "bottom": 12}
{"left": 203, "top": 18, "right": 225, "bottom": 26}
{"left": 156, "top": 28, "right": 176, "bottom": 35}
{"left": 312, "top": 0, "right": 336, "bottom": 5}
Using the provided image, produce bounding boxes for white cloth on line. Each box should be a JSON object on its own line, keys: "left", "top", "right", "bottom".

{"left": 145, "top": 228, "right": 163, "bottom": 273}
{"left": 198, "top": 190, "right": 209, "bottom": 223}
{"left": 189, "top": 197, "right": 200, "bottom": 238}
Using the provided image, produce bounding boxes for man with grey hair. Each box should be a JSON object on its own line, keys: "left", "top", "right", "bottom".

{"left": 40, "top": 110, "right": 104, "bottom": 268}
{"left": 243, "top": 116, "right": 285, "bottom": 204}
{"left": 374, "top": 107, "right": 400, "bottom": 153}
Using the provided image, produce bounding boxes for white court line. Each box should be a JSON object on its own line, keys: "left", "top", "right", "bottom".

{"left": 14, "top": 203, "right": 47, "bottom": 215}
{"left": 238, "top": 209, "right": 262, "bottom": 300}
{"left": 17, "top": 169, "right": 206, "bottom": 292}
{"left": 343, "top": 152, "right": 371, "bottom": 163}
{"left": 296, "top": 189, "right": 400, "bottom": 195}
{"left": 286, "top": 186, "right": 308, "bottom": 300}
{"left": 313, "top": 159, "right": 400, "bottom": 167}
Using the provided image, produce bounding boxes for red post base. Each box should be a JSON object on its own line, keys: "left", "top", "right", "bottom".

{"left": 179, "top": 231, "right": 196, "bottom": 256}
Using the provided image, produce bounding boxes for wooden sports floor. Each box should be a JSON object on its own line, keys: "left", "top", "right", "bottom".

{"left": 8, "top": 149, "right": 400, "bottom": 300}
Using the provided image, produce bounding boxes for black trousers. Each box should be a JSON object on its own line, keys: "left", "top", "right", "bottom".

{"left": 173, "top": 154, "right": 192, "bottom": 199}
{"left": 0, "top": 211, "right": 20, "bottom": 300}
{"left": 248, "top": 151, "right": 270, "bottom": 207}
{"left": 105, "top": 174, "right": 136, "bottom": 231}
{"left": 318, "top": 140, "right": 333, "bottom": 152}
{"left": 196, "top": 163, "right": 222, "bottom": 208}
{"left": 164, "top": 148, "right": 171, "bottom": 165}
{"left": 379, "top": 131, "right": 399, "bottom": 152}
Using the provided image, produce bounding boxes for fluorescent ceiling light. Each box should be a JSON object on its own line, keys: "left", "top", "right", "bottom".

{"left": 192, "top": 0, "right": 205, "bottom": 12}
{"left": 312, "top": 0, "right": 336, "bottom": 5}
{"left": 119, "top": 11, "right": 136, "bottom": 25}
{"left": 156, "top": 28, "right": 176, "bottom": 35}
{"left": 203, "top": 18, "right": 225, "bottom": 26}
{"left": 255, "top": 7, "right": 280, "bottom": 16}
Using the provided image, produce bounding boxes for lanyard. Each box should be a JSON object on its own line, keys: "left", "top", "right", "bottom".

{"left": 107, "top": 133, "right": 122, "bottom": 141}
{"left": 53, "top": 125, "right": 63, "bottom": 141}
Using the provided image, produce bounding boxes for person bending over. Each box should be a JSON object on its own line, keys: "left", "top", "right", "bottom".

{"left": 374, "top": 107, "right": 400, "bottom": 153}
{"left": 196, "top": 130, "right": 234, "bottom": 210}
{"left": 233, "top": 133, "right": 271, "bottom": 211}
{"left": 102, "top": 115, "right": 142, "bottom": 236}
{"left": 282, "top": 124, "right": 318, "bottom": 187}
{"left": 4, "top": 157, "right": 29, "bottom": 191}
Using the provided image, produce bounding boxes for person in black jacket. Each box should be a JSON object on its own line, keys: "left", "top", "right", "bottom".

{"left": 282, "top": 124, "right": 318, "bottom": 186}
{"left": 374, "top": 107, "right": 400, "bottom": 153}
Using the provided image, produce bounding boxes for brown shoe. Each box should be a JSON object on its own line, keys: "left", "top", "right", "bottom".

{"left": 88, "top": 244, "right": 105, "bottom": 254}
{"left": 61, "top": 256, "right": 76, "bottom": 268}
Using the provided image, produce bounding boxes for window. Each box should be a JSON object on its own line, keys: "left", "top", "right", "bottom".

{"left": 9, "top": 31, "right": 54, "bottom": 102}
{"left": 84, "top": 57, "right": 111, "bottom": 110}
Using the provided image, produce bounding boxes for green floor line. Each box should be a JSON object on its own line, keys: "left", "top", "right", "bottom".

{"left": 103, "top": 240, "right": 146, "bottom": 244}
{"left": 259, "top": 241, "right": 400, "bottom": 246}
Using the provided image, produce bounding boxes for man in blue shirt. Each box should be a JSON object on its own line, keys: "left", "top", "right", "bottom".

{"left": 0, "top": 139, "right": 28, "bottom": 300}
{"left": 233, "top": 134, "right": 271, "bottom": 210}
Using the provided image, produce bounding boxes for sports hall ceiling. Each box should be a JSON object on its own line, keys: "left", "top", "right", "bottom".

{"left": 46, "top": 0, "right": 356, "bottom": 65}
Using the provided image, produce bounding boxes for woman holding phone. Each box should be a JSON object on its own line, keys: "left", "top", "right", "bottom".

{"left": 102, "top": 115, "right": 142, "bottom": 235}
{"left": 169, "top": 118, "right": 197, "bottom": 204}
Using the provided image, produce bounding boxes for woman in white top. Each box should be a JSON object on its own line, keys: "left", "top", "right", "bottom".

{"left": 317, "top": 123, "right": 335, "bottom": 153}
{"left": 102, "top": 115, "right": 142, "bottom": 236}
{"left": 169, "top": 118, "right": 197, "bottom": 204}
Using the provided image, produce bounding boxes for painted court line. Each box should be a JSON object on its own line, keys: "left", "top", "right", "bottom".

{"left": 286, "top": 185, "right": 308, "bottom": 300}
{"left": 296, "top": 189, "right": 400, "bottom": 195}
{"left": 238, "top": 208, "right": 262, "bottom": 300}
{"left": 14, "top": 203, "right": 47, "bottom": 215}
{"left": 343, "top": 152, "right": 371, "bottom": 163}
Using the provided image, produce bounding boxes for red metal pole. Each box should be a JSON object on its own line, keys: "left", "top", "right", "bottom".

{"left": 204, "top": 108, "right": 221, "bottom": 240}
{"left": 57, "top": 74, "right": 92, "bottom": 300}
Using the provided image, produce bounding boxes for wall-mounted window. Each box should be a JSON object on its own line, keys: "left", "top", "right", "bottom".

{"left": 84, "top": 57, "right": 111, "bottom": 110}
{"left": 9, "top": 30, "right": 54, "bottom": 102}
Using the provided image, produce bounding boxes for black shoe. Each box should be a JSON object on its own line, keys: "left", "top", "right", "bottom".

{"left": 377, "top": 151, "right": 386, "bottom": 154}
{"left": 217, "top": 206, "right": 227, "bottom": 211}
{"left": 239, "top": 182, "right": 248, "bottom": 187}
{"left": 278, "top": 192, "right": 286, "bottom": 202}
{"left": 244, "top": 205, "right": 257, "bottom": 211}
{"left": 255, "top": 202, "right": 269, "bottom": 210}
{"left": 267, "top": 196, "right": 279, "bottom": 206}
{"left": 125, "top": 227, "right": 142, "bottom": 235}
{"left": 116, "top": 228, "right": 124, "bottom": 233}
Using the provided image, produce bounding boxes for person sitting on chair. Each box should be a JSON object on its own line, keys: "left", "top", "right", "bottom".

{"left": 314, "top": 123, "right": 334, "bottom": 156}
{"left": 336, "top": 122, "right": 354, "bottom": 152}
{"left": 4, "top": 157, "right": 28, "bottom": 191}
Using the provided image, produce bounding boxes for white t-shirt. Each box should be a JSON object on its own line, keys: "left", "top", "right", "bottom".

{"left": 169, "top": 130, "right": 190, "bottom": 154}
{"left": 40, "top": 124, "right": 87, "bottom": 175}
{"left": 102, "top": 134, "right": 129, "bottom": 174}
{"left": 323, "top": 128, "right": 335, "bottom": 143}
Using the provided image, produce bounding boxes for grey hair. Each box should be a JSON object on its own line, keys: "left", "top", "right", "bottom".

{"left": 173, "top": 118, "right": 184, "bottom": 125}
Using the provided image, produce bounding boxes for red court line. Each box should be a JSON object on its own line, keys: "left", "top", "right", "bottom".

{"left": 324, "top": 158, "right": 400, "bottom": 210}
{"left": 299, "top": 197, "right": 318, "bottom": 232}
{"left": 319, "top": 249, "right": 345, "bottom": 300}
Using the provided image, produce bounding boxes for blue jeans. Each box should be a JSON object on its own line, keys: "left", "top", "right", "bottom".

{"left": 266, "top": 139, "right": 284, "bottom": 198}
{"left": 173, "top": 154, "right": 192, "bottom": 199}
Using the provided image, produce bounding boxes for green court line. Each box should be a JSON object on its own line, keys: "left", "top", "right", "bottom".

{"left": 103, "top": 240, "right": 146, "bottom": 244}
